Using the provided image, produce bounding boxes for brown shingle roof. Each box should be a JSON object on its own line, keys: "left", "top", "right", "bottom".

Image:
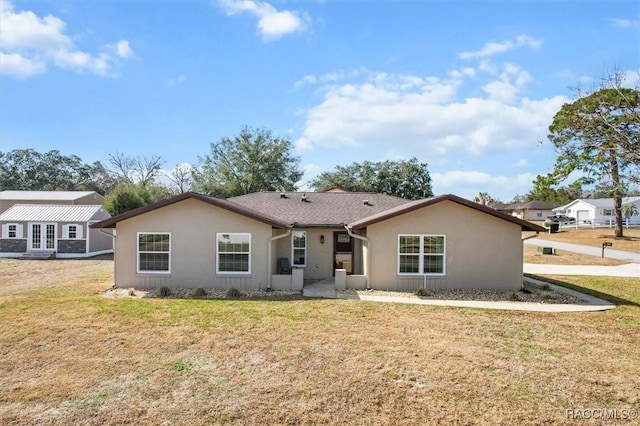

{"left": 91, "top": 191, "right": 546, "bottom": 233}
{"left": 228, "top": 191, "right": 410, "bottom": 227}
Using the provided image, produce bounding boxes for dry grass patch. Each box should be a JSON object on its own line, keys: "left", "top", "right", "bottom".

{"left": 1, "top": 259, "right": 639, "bottom": 425}
{"left": 534, "top": 227, "right": 640, "bottom": 252}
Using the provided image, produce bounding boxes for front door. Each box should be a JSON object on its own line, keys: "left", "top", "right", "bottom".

{"left": 334, "top": 232, "right": 354, "bottom": 275}
{"left": 29, "top": 223, "right": 56, "bottom": 251}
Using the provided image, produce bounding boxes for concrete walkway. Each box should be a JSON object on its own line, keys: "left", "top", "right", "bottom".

{"left": 302, "top": 277, "right": 615, "bottom": 313}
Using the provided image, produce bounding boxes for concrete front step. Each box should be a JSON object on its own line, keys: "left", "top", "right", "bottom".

{"left": 21, "top": 251, "right": 57, "bottom": 260}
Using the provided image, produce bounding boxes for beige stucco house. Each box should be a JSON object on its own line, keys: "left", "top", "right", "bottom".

{"left": 92, "top": 191, "right": 544, "bottom": 292}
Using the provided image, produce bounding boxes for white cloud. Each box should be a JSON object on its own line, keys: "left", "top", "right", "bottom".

{"left": 294, "top": 69, "right": 567, "bottom": 158}
{"left": 431, "top": 170, "right": 536, "bottom": 201}
{"left": 0, "top": 51, "right": 45, "bottom": 78}
{"left": 459, "top": 34, "right": 542, "bottom": 60}
{"left": 169, "top": 74, "right": 187, "bottom": 86}
{"left": 0, "top": 0, "right": 133, "bottom": 78}
{"left": 609, "top": 17, "right": 640, "bottom": 29}
{"left": 217, "top": 0, "right": 309, "bottom": 41}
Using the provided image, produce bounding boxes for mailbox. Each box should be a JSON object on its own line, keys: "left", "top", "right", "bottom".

{"left": 601, "top": 241, "right": 612, "bottom": 258}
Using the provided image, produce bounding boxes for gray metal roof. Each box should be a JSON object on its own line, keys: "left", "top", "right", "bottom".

{"left": 0, "top": 191, "right": 103, "bottom": 201}
{"left": 0, "top": 204, "right": 108, "bottom": 222}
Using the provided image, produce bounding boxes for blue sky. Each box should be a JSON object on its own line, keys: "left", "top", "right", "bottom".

{"left": 1, "top": 0, "right": 639, "bottom": 201}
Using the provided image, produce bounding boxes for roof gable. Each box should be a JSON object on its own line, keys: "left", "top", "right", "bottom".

{"left": 349, "top": 194, "right": 545, "bottom": 232}
{"left": 91, "top": 192, "right": 289, "bottom": 229}
{"left": 555, "top": 197, "right": 640, "bottom": 211}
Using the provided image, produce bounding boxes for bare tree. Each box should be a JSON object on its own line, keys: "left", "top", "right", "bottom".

{"left": 166, "top": 163, "right": 194, "bottom": 193}
{"left": 107, "top": 152, "right": 164, "bottom": 186}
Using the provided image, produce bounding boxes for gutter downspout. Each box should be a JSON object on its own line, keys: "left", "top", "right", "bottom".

{"left": 344, "top": 224, "right": 371, "bottom": 290}
{"left": 267, "top": 225, "right": 293, "bottom": 290}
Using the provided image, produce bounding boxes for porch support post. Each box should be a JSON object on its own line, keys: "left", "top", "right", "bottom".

{"left": 343, "top": 224, "right": 371, "bottom": 290}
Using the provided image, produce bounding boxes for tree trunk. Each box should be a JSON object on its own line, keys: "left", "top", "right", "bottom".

{"left": 611, "top": 155, "right": 624, "bottom": 238}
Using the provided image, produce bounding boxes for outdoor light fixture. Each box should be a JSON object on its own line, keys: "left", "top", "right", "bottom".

{"left": 320, "top": 235, "right": 325, "bottom": 244}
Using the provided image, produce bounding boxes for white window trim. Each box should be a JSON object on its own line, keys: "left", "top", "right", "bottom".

{"left": 291, "top": 231, "right": 307, "bottom": 267}
{"left": 137, "top": 232, "right": 171, "bottom": 274}
{"left": 216, "top": 232, "right": 251, "bottom": 275}
{"left": 397, "top": 234, "right": 446, "bottom": 276}
{"left": 63, "top": 224, "right": 84, "bottom": 239}
{"left": 2, "top": 223, "right": 23, "bottom": 239}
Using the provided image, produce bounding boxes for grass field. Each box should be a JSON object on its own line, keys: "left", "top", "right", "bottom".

{"left": 1, "top": 257, "right": 639, "bottom": 425}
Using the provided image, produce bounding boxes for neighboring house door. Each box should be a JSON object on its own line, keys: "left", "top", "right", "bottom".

{"left": 29, "top": 223, "right": 56, "bottom": 251}
{"left": 334, "top": 232, "right": 354, "bottom": 275}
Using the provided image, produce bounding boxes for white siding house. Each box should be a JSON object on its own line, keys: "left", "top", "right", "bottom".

{"left": 554, "top": 197, "right": 640, "bottom": 225}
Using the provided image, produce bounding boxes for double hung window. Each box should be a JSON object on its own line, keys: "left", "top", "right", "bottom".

{"left": 292, "top": 231, "right": 307, "bottom": 267}
{"left": 138, "top": 233, "right": 170, "bottom": 273}
{"left": 398, "top": 235, "right": 445, "bottom": 275}
{"left": 217, "top": 233, "right": 251, "bottom": 273}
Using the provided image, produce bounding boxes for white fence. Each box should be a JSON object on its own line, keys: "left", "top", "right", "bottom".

{"left": 560, "top": 218, "right": 640, "bottom": 230}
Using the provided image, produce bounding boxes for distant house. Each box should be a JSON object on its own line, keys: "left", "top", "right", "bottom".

{"left": 0, "top": 191, "right": 112, "bottom": 258}
{"left": 554, "top": 197, "right": 640, "bottom": 224}
{"left": 500, "top": 201, "right": 557, "bottom": 221}
{"left": 92, "top": 191, "right": 544, "bottom": 292}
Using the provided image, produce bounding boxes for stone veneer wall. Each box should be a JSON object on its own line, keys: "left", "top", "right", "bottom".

{"left": 0, "top": 239, "right": 27, "bottom": 253}
{"left": 58, "top": 240, "right": 86, "bottom": 254}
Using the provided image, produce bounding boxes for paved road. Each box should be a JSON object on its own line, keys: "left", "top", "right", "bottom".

{"left": 524, "top": 238, "right": 640, "bottom": 263}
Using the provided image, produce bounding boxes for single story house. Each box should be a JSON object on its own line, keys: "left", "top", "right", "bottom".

{"left": 0, "top": 204, "right": 113, "bottom": 258}
{"left": 0, "top": 190, "right": 105, "bottom": 214}
{"left": 92, "top": 191, "right": 544, "bottom": 292}
{"left": 498, "top": 201, "right": 556, "bottom": 221}
{"left": 553, "top": 197, "right": 640, "bottom": 224}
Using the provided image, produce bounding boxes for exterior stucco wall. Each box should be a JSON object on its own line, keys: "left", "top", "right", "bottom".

{"left": 367, "top": 200, "right": 523, "bottom": 291}
{"left": 114, "top": 198, "right": 273, "bottom": 289}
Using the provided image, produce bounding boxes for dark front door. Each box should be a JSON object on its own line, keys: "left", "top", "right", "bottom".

{"left": 333, "top": 232, "right": 354, "bottom": 275}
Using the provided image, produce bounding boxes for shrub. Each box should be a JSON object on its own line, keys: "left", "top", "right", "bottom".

{"left": 540, "top": 283, "right": 551, "bottom": 291}
{"left": 159, "top": 286, "right": 171, "bottom": 297}
{"left": 194, "top": 287, "right": 207, "bottom": 297}
{"left": 508, "top": 292, "right": 521, "bottom": 301}
{"left": 415, "top": 287, "right": 431, "bottom": 297}
{"left": 226, "top": 287, "right": 242, "bottom": 298}
{"left": 172, "top": 361, "right": 188, "bottom": 372}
